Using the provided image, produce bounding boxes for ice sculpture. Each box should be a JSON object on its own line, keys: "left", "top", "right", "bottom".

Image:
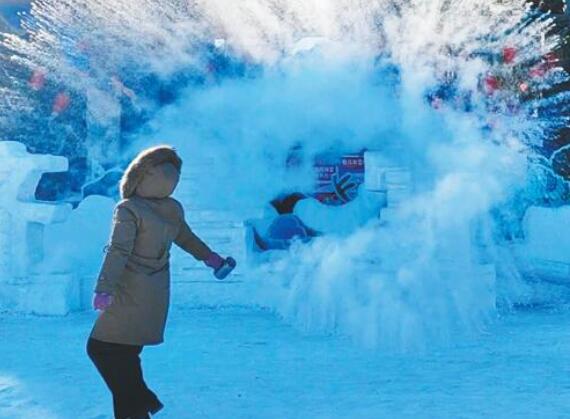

{"left": 516, "top": 206, "right": 570, "bottom": 284}
{"left": 0, "top": 141, "right": 74, "bottom": 315}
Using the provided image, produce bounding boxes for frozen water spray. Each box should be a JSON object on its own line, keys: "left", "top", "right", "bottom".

{"left": 1, "top": 0, "right": 569, "bottom": 349}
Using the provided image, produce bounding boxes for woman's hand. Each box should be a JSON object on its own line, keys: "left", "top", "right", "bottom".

{"left": 205, "top": 253, "right": 237, "bottom": 280}
{"left": 93, "top": 292, "right": 113, "bottom": 311}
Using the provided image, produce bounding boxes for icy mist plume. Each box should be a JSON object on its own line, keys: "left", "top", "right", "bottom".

{"left": 2, "top": 0, "right": 569, "bottom": 349}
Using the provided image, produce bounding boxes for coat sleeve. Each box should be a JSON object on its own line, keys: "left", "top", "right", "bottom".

{"left": 174, "top": 219, "right": 213, "bottom": 261}
{"left": 94, "top": 204, "right": 138, "bottom": 294}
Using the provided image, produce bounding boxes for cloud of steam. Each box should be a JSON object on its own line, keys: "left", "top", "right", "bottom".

{"left": 139, "top": 49, "right": 402, "bottom": 212}
{"left": 142, "top": 47, "right": 528, "bottom": 349}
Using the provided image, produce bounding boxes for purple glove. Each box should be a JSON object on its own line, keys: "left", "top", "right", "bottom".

{"left": 93, "top": 292, "right": 113, "bottom": 311}
{"left": 205, "top": 252, "right": 225, "bottom": 270}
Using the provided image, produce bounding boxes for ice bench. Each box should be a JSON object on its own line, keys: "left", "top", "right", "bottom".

{"left": 514, "top": 206, "right": 570, "bottom": 284}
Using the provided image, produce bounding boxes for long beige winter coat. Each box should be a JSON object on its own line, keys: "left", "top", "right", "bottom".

{"left": 90, "top": 146, "right": 212, "bottom": 346}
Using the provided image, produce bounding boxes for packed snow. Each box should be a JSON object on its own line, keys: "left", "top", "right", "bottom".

{"left": 2, "top": 307, "right": 570, "bottom": 418}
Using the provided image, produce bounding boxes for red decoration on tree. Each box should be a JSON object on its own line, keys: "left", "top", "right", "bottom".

{"left": 544, "top": 52, "right": 559, "bottom": 67}
{"left": 52, "top": 92, "right": 71, "bottom": 115}
{"left": 519, "top": 82, "right": 529, "bottom": 93}
{"left": 484, "top": 75, "right": 501, "bottom": 94}
{"left": 502, "top": 47, "right": 517, "bottom": 65}
{"left": 529, "top": 64, "right": 546, "bottom": 78}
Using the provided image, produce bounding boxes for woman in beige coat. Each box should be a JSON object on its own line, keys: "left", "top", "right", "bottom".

{"left": 87, "top": 145, "right": 235, "bottom": 419}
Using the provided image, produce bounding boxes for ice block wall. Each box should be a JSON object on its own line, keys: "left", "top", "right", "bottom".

{"left": 515, "top": 206, "right": 570, "bottom": 284}
{"left": 169, "top": 151, "right": 252, "bottom": 307}
{"left": 0, "top": 141, "right": 75, "bottom": 315}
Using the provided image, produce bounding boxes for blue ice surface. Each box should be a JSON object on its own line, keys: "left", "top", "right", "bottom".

{"left": 0, "top": 306, "right": 569, "bottom": 418}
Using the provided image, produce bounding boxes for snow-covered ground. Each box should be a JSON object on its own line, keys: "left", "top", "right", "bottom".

{"left": 1, "top": 306, "right": 570, "bottom": 419}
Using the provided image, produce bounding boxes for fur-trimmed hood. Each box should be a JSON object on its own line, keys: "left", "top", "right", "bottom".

{"left": 120, "top": 145, "right": 182, "bottom": 199}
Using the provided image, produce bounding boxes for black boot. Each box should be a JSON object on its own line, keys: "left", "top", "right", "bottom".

{"left": 147, "top": 399, "right": 164, "bottom": 415}
{"left": 126, "top": 414, "right": 150, "bottom": 419}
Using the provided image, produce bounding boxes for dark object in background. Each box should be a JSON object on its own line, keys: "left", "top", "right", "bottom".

{"left": 35, "top": 159, "right": 122, "bottom": 205}
{"left": 271, "top": 192, "right": 307, "bottom": 214}
{"left": 552, "top": 147, "right": 570, "bottom": 178}
{"left": 35, "top": 157, "right": 88, "bottom": 203}
{"left": 530, "top": 0, "right": 566, "bottom": 14}
{"left": 542, "top": 127, "right": 570, "bottom": 157}
{"left": 525, "top": 0, "right": 570, "bottom": 182}
{"left": 253, "top": 214, "right": 320, "bottom": 252}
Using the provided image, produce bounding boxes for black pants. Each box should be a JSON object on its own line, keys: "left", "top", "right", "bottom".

{"left": 87, "top": 338, "right": 163, "bottom": 419}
